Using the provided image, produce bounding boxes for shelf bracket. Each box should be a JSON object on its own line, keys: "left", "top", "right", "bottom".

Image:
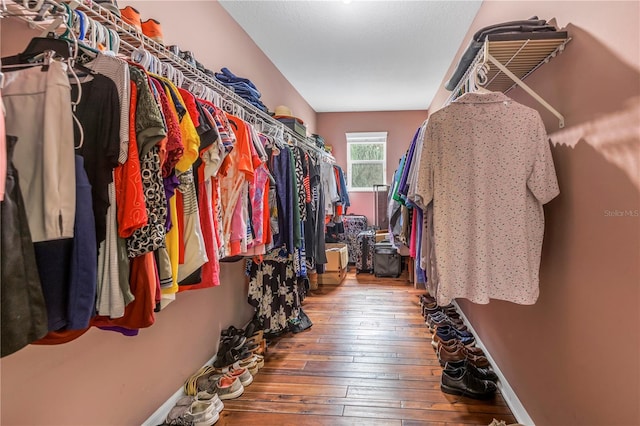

{"left": 485, "top": 53, "right": 565, "bottom": 128}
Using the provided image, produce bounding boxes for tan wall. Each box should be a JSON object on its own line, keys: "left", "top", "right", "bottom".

{"left": 316, "top": 111, "right": 427, "bottom": 223}
{"left": 430, "top": 2, "right": 640, "bottom": 425}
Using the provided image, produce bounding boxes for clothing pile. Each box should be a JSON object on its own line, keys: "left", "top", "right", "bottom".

{"left": 214, "top": 67, "right": 268, "bottom": 112}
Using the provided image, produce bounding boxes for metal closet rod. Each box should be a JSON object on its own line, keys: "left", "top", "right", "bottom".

{"left": 7, "top": 0, "right": 335, "bottom": 159}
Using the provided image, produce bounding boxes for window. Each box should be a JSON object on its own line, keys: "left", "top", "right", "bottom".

{"left": 346, "top": 131, "right": 387, "bottom": 191}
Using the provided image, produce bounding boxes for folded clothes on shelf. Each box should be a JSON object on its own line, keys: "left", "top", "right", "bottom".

{"left": 444, "top": 16, "right": 558, "bottom": 91}
{"left": 214, "top": 67, "right": 268, "bottom": 112}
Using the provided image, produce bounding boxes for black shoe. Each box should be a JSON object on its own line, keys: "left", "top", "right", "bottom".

{"left": 221, "top": 325, "right": 244, "bottom": 338}
{"left": 220, "top": 334, "right": 246, "bottom": 350}
{"left": 441, "top": 367, "right": 497, "bottom": 400}
{"left": 213, "top": 346, "right": 252, "bottom": 369}
{"left": 243, "top": 322, "right": 256, "bottom": 338}
{"left": 445, "top": 359, "right": 498, "bottom": 382}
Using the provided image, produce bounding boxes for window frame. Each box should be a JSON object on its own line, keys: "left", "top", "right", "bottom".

{"left": 346, "top": 131, "right": 387, "bottom": 192}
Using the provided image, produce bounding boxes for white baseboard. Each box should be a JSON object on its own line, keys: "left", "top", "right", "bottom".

{"left": 141, "top": 354, "right": 216, "bottom": 426}
{"left": 452, "top": 301, "right": 535, "bottom": 426}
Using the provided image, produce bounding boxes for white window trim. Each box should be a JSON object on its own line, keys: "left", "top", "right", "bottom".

{"left": 346, "top": 131, "right": 387, "bottom": 192}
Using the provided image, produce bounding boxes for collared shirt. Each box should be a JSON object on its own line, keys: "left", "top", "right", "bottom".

{"left": 416, "top": 92, "right": 559, "bottom": 305}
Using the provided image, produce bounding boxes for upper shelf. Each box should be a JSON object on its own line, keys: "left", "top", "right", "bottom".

{"left": 482, "top": 32, "right": 570, "bottom": 93}
{"left": 3, "top": 0, "right": 334, "bottom": 159}
{"left": 447, "top": 30, "right": 571, "bottom": 128}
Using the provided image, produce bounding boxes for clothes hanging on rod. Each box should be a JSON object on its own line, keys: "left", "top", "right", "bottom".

{"left": 2, "top": 60, "right": 76, "bottom": 243}
{"left": 0, "top": 0, "right": 343, "bottom": 352}
{"left": 0, "top": 136, "right": 49, "bottom": 357}
{"left": 411, "top": 92, "right": 560, "bottom": 305}
{"left": 386, "top": 122, "right": 428, "bottom": 285}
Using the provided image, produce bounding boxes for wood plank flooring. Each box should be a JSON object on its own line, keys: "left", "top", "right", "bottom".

{"left": 218, "top": 269, "right": 516, "bottom": 425}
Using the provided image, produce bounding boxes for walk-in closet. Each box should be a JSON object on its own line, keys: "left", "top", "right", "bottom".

{"left": 1, "top": 1, "right": 638, "bottom": 425}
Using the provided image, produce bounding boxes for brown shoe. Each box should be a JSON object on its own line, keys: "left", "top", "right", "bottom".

{"left": 465, "top": 350, "right": 490, "bottom": 368}
{"left": 439, "top": 339, "right": 484, "bottom": 356}
{"left": 437, "top": 344, "right": 466, "bottom": 365}
{"left": 431, "top": 332, "right": 475, "bottom": 350}
{"left": 438, "top": 344, "right": 490, "bottom": 367}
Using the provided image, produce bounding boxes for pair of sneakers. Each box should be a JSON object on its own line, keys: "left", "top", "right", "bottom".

{"left": 185, "top": 365, "right": 249, "bottom": 400}
{"left": 164, "top": 393, "right": 222, "bottom": 426}
{"left": 119, "top": 6, "right": 164, "bottom": 44}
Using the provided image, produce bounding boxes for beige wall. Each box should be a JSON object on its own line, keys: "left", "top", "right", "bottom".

{"left": 3, "top": 1, "right": 638, "bottom": 424}
{"left": 430, "top": 2, "right": 640, "bottom": 425}
{"left": 317, "top": 111, "right": 427, "bottom": 223}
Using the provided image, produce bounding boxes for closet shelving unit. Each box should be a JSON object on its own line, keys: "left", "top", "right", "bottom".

{"left": 448, "top": 32, "right": 571, "bottom": 128}
{"left": 4, "top": 0, "right": 334, "bottom": 160}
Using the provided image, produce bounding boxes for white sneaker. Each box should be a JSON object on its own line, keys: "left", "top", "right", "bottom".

{"left": 196, "top": 391, "right": 224, "bottom": 413}
{"left": 187, "top": 400, "right": 219, "bottom": 426}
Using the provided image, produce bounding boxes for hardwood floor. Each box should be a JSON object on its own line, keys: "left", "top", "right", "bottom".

{"left": 218, "top": 269, "right": 517, "bottom": 426}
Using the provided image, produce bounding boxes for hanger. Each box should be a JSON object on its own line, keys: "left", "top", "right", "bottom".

{"left": 131, "top": 45, "right": 152, "bottom": 70}
{"left": 470, "top": 62, "right": 492, "bottom": 94}
{"left": 222, "top": 95, "right": 234, "bottom": 114}
{"left": 1, "top": 36, "right": 86, "bottom": 149}
{"left": 0, "top": 0, "right": 60, "bottom": 20}
{"left": 2, "top": 36, "right": 72, "bottom": 67}
{"left": 256, "top": 117, "right": 265, "bottom": 133}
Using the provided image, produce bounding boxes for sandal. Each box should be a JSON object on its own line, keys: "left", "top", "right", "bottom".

{"left": 184, "top": 366, "right": 215, "bottom": 396}
{"left": 213, "top": 347, "right": 252, "bottom": 369}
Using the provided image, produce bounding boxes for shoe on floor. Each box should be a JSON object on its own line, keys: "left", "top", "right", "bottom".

{"left": 185, "top": 366, "right": 216, "bottom": 396}
{"left": 213, "top": 376, "right": 244, "bottom": 400}
{"left": 437, "top": 343, "right": 489, "bottom": 368}
{"left": 186, "top": 399, "right": 219, "bottom": 426}
{"left": 445, "top": 359, "right": 498, "bottom": 382}
{"left": 238, "top": 354, "right": 259, "bottom": 375}
{"left": 226, "top": 366, "right": 253, "bottom": 387}
{"left": 441, "top": 366, "right": 497, "bottom": 400}
{"left": 196, "top": 391, "right": 224, "bottom": 413}
{"left": 164, "top": 395, "right": 194, "bottom": 425}
{"left": 488, "top": 419, "right": 526, "bottom": 426}
{"left": 253, "top": 353, "right": 265, "bottom": 369}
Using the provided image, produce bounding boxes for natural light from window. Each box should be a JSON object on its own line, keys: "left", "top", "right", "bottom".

{"left": 346, "top": 131, "right": 387, "bottom": 191}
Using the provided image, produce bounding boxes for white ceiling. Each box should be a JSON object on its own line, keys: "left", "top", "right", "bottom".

{"left": 219, "top": 0, "right": 482, "bottom": 112}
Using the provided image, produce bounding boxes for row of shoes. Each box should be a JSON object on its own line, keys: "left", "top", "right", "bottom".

{"left": 420, "top": 294, "right": 499, "bottom": 400}
{"left": 214, "top": 321, "right": 266, "bottom": 369}
{"left": 161, "top": 321, "right": 267, "bottom": 425}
